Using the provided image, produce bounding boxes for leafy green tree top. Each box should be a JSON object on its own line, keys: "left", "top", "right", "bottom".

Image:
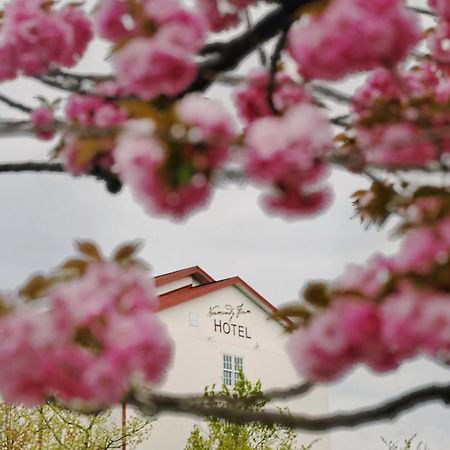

{"left": 0, "top": 401, "right": 152, "bottom": 450}
{"left": 184, "top": 372, "right": 319, "bottom": 450}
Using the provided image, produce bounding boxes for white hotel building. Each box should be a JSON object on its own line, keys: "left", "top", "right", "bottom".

{"left": 132, "top": 266, "right": 331, "bottom": 449}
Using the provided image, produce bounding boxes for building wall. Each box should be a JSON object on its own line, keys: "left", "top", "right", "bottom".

{"left": 135, "top": 284, "right": 331, "bottom": 449}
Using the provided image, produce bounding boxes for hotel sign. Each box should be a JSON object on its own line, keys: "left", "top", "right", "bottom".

{"left": 207, "top": 304, "right": 252, "bottom": 339}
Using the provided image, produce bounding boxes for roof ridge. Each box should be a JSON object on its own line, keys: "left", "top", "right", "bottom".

{"left": 154, "top": 266, "right": 215, "bottom": 287}
{"left": 158, "top": 275, "right": 291, "bottom": 328}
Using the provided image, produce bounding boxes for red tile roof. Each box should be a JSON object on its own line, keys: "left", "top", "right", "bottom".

{"left": 156, "top": 269, "right": 291, "bottom": 327}
{"left": 155, "top": 266, "right": 215, "bottom": 287}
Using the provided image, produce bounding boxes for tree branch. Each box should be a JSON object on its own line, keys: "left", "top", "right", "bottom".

{"left": 267, "top": 26, "right": 291, "bottom": 114}
{"left": 183, "top": 0, "right": 317, "bottom": 95}
{"left": 408, "top": 6, "right": 436, "bottom": 17}
{"left": 130, "top": 382, "right": 450, "bottom": 432}
{"left": 0, "top": 94, "right": 32, "bottom": 114}
{"left": 0, "top": 162, "right": 122, "bottom": 194}
{"left": 310, "top": 84, "right": 352, "bottom": 104}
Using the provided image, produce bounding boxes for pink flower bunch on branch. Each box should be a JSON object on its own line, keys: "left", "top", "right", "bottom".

{"left": 287, "top": 194, "right": 450, "bottom": 381}
{"left": 345, "top": 61, "right": 450, "bottom": 168}
{"left": 0, "top": 242, "right": 172, "bottom": 406}
{"left": 114, "top": 93, "right": 237, "bottom": 218}
{"left": 429, "top": 0, "right": 450, "bottom": 23}
{"left": 58, "top": 89, "right": 128, "bottom": 174}
{"left": 244, "top": 102, "right": 334, "bottom": 216}
{"left": 96, "top": 0, "right": 206, "bottom": 99}
{"left": 196, "top": 0, "right": 256, "bottom": 32}
{"left": 288, "top": 0, "right": 420, "bottom": 81}
{"left": 233, "top": 68, "right": 312, "bottom": 127}
{"left": 0, "top": 0, "right": 92, "bottom": 80}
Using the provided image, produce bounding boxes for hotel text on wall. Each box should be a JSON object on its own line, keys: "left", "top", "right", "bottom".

{"left": 207, "top": 303, "right": 252, "bottom": 339}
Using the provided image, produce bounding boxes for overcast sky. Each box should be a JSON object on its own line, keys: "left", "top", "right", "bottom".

{"left": 0, "top": 1, "right": 448, "bottom": 449}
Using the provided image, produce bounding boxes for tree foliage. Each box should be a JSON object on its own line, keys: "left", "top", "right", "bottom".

{"left": 0, "top": 401, "right": 151, "bottom": 450}
{"left": 184, "top": 372, "right": 319, "bottom": 450}
{"left": 381, "top": 435, "right": 429, "bottom": 450}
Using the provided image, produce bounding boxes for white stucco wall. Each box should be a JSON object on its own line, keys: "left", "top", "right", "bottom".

{"left": 134, "top": 283, "right": 330, "bottom": 450}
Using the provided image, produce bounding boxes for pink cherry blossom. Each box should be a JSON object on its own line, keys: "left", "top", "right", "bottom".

{"left": 391, "top": 227, "right": 448, "bottom": 275}
{"left": 0, "top": 43, "right": 19, "bottom": 81}
{"left": 50, "top": 262, "right": 159, "bottom": 333}
{"left": 416, "top": 295, "right": 450, "bottom": 355}
{"left": 155, "top": 11, "right": 205, "bottom": 53}
{"left": 428, "top": 22, "right": 450, "bottom": 66}
{"left": 55, "top": 6, "right": 93, "bottom": 67}
{"left": 112, "top": 37, "right": 197, "bottom": 100}
{"left": 233, "top": 68, "right": 312, "bottom": 126}
{"left": 0, "top": 261, "right": 172, "bottom": 406}
{"left": 0, "top": 309, "right": 53, "bottom": 405}
{"left": 196, "top": 0, "right": 254, "bottom": 31}
{"left": 334, "top": 254, "right": 392, "bottom": 299}
{"left": 244, "top": 103, "right": 334, "bottom": 216}
{"left": 31, "top": 106, "right": 55, "bottom": 140}
{"left": 0, "top": 0, "right": 92, "bottom": 78}
{"left": 287, "top": 299, "right": 391, "bottom": 381}
{"left": 65, "top": 94, "right": 126, "bottom": 128}
{"left": 176, "top": 93, "right": 237, "bottom": 145}
{"left": 114, "top": 120, "right": 211, "bottom": 218}
{"left": 95, "top": 0, "right": 138, "bottom": 42}
{"left": 288, "top": 0, "right": 420, "bottom": 81}
{"left": 380, "top": 286, "right": 424, "bottom": 360}
{"left": 263, "top": 187, "right": 332, "bottom": 217}
{"left": 142, "top": 0, "right": 182, "bottom": 24}
{"left": 429, "top": 0, "right": 450, "bottom": 22}
{"left": 356, "top": 123, "right": 438, "bottom": 168}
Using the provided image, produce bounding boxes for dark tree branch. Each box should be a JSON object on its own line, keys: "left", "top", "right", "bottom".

{"left": 408, "top": 6, "right": 436, "bottom": 17}
{"left": 0, "top": 162, "right": 122, "bottom": 194}
{"left": 311, "top": 84, "right": 352, "bottom": 104}
{"left": 244, "top": 9, "right": 268, "bottom": 67}
{"left": 0, "top": 94, "right": 32, "bottom": 114}
{"left": 267, "top": 26, "right": 291, "bottom": 114}
{"left": 47, "top": 68, "right": 113, "bottom": 83}
{"left": 33, "top": 75, "right": 91, "bottom": 95}
{"left": 183, "top": 0, "right": 316, "bottom": 96}
{"left": 130, "top": 382, "right": 450, "bottom": 432}
{"left": 0, "top": 162, "right": 64, "bottom": 174}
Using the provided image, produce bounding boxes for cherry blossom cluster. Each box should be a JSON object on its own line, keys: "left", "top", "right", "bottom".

{"left": 0, "top": 0, "right": 92, "bottom": 80}
{"left": 288, "top": 195, "right": 450, "bottom": 381}
{"left": 59, "top": 87, "right": 128, "bottom": 174}
{"left": 31, "top": 106, "right": 56, "bottom": 141}
{"left": 114, "top": 93, "right": 237, "bottom": 218}
{"left": 243, "top": 98, "right": 334, "bottom": 216}
{"left": 429, "top": 0, "right": 450, "bottom": 24}
{"left": 96, "top": 0, "right": 205, "bottom": 100}
{"left": 0, "top": 249, "right": 172, "bottom": 406}
{"left": 288, "top": 0, "right": 420, "bottom": 81}
{"left": 196, "top": 0, "right": 256, "bottom": 32}
{"left": 347, "top": 61, "right": 450, "bottom": 168}
{"left": 233, "top": 68, "right": 312, "bottom": 127}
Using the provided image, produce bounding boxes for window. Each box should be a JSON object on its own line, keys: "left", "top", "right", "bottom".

{"left": 189, "top": 312, "right": 199, "bottom": 327}
{"left": 222, "top": 353, "right": 243, "bottom": 386}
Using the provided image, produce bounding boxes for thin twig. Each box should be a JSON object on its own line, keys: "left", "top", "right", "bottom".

{"left": 408, "top": 6, "right": 436, "bottom": 17}
{"left": 183, "top": 0, "right": 318, "bottom": 96}
{"left": 311, "top": 84, "right": 352, "bottom": 104}
{"left": 267, "top": 26, "right": 290, "bottom": 114}
{"left": 0, "top": 161, "right": 122, "bottom": 194}
{"left": 0, "top": 94, "right": 32, "bottom": 114}
{"left": 244, "top": 9, "right": 268, "bottom": 67}
{"left": 47, "top": 68, "right": 113, "bottom": 83}
{"left": 330, "top": 114, "right": 350, "bottom": 128}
